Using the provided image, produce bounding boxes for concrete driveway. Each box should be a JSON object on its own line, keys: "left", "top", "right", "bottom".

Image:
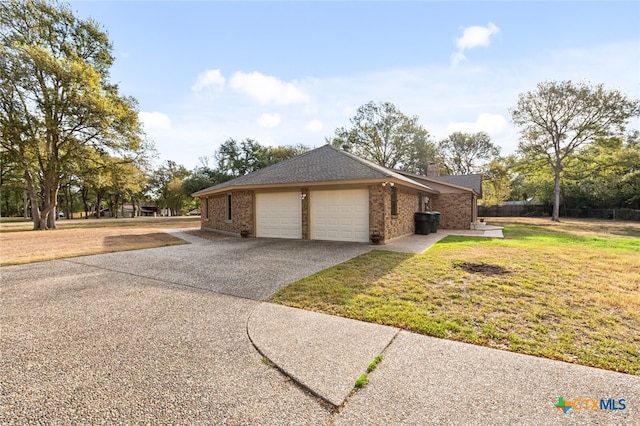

{"left": 0, "top": 234, "right": 372, "bottom": 424}
{"left": 1, "top": 261, "right": 333, "bottom": 424}
{"left": 66, "top": 233, "right": 373, "bottom": 300}
{"left": 3, "top": 231, "right": 638, "bottom": 425}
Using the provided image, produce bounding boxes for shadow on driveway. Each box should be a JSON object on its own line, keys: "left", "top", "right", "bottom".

{"left": 68, "top": 237, "right": 374, "bottom": 300}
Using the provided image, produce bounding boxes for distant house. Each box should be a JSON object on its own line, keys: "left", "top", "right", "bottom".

{"left": 192, "top": 145, "right": 481, "bottom": 244}
{"left": 121, "top": 202, "right": 159, "bottom": 217}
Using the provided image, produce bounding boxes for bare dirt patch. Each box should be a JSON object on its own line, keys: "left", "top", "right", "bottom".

{"left": 0, "top": 218, "right": 200, "bottom": 266}
{"left": 454, "top": 262, "right": 511, "bottom": 275}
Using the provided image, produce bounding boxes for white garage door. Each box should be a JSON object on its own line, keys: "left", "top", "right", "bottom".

{"left": 256, "top": 192, "right": 302, "bottom": 239}
{"left": 310, "top": 189, "right": 369, "bottom": 242}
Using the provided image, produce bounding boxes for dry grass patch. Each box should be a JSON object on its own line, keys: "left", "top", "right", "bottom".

{"left": 0, "top": 220, "right": 197, "bottom": 265}
{"left": 271, "top": 220, "right": 640, "bottom": 375}
{"left": 0, "top": 216, "right": 200, "bottom": 233}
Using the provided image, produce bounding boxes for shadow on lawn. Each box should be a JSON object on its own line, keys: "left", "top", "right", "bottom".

{"left": 270, "top": 250, "right": 415, "bottom": 307}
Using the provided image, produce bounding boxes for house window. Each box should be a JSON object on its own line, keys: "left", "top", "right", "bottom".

{"left": 204, "top": 197, "right": 209, "bottom": 219}
{"left": 226, "top": 193, "right": 232, "bottom": 221}
{"left": 391, "top": 186, "right": 397, "bottom": 216}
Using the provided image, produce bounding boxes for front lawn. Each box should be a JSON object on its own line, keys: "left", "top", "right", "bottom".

{"left": 0, "top": 217, "right": 200, "bottom": 265}
{"left": 270, "top": 220, "right": 640, "bottom": 375}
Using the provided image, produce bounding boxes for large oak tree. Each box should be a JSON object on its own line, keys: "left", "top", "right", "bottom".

{"left": 511, "top": 80, "right": 639, "bottom": 221}
{"left": 0, "top": 0, "right": 148, "bottom": 229}
{"left": 438, "top": 131, "right": 499, "bottom": 175}
{"left": 327, "top": 101, "right": 435, "bottom": 172}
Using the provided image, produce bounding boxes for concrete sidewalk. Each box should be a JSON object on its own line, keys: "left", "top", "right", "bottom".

{"left": 381, "top": 226, "right": 504, "bottom": 254}
{"left": 248, "top": 303, "right": 640, "bottom": 425}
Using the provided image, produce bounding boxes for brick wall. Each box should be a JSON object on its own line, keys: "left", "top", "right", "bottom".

{"left": 431, "top": 193, "right": 472, "bottom": 229}
{"left": 369, "top": 185, "right": 421, "bottom": 243}
{"left": 201, "top": 190, "right": 254, "bottom": 235}
{"left": 369, "top": 185, "right": 386, "bottom": 242}
{"left": 198, "top": 185, "right": 467, "bottom": 239}
{"left": 385, "top": 186, "right": 420, "bottom": 240}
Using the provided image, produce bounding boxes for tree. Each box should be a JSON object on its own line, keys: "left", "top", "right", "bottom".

{"left": 0, "top": 149, "right": 27, "bottom": 217}
{"left": 438, "top": 131, "right": 499, "bottom": 175}
{"left": 563, "top": 131, "right": 640, "bottom": 210}
{"left": 181, "top": 166, "right": 230, "bottom": 197}
{"left": 216, "top": 138, "right": 268, "bottom": 177}
{"left": 147, "top": 160, "right": 190, "bottom": 216}
{"left": 0, "top": 0, "right": 148, "bottom": 229}
{"left": 327, "top": 101, "right": 435, "bottom": 170}
{"left": 214, "top": 138, "right": 308, "bottom": 178}
{"left": 511, "top": 80, "right": 639, "bottom": 221}
{"left": 481, "top": 158, "right": 511, "bottom": 207}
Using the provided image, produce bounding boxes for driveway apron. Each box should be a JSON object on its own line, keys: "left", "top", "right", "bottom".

{"left": 0, "top": 260, "right": 332, "bottom": 424}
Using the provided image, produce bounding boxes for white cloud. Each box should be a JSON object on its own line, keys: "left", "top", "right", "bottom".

{"left": 192, "top": 69, "right": 226, "bottom": 92}
{"left": 452, "top": 22, "right": 500, "bottom": 66}
{"left": 147, "top": 41, "right": 637, "bottom": 169}
{"left": 305, "top": 119, "right": 323, "bottom": 132}
{"left": 457, "top": 22, "right": 500, "bottom": 50}
{"left": 229, "top": 71, "right": 310, "bottom": 105}
{"left": 447, "top": 113, "right": 508, "bottom": 135}
{"left": 257, "top": 113, "right": 281, "bottom": 128}
{"left": 139, "top": 111, "right": 171, "bottom": 130}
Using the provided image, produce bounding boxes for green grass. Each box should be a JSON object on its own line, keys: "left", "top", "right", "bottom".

{"left": 354, "top": 374, "right": 369, "bottom": 389}
{"left": 270, "top": 224, "right": 640, "bottom": 375}
{"left": 367, "top": 354, "right": 383, "bottom": 373}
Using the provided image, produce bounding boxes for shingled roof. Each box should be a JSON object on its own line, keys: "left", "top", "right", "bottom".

{"left": 193, "top": 144, "right": 435, "bottom": 197}
{"left": 396, "top": 170, "right": 482, "bottom": 198}
{"left": 430, "top": 174, "right": 482, "bottom": 197}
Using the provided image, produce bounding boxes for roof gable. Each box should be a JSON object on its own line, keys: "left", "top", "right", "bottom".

{"left": 430, "top": 174, "right": 482, "bottom": 196}
{"left": 396, "top": 170, "right": 482, "bottom": 197}
{"left": 193, "top": 144, "right": 434, "bottom": 196}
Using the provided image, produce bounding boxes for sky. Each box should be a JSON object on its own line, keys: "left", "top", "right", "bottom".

{"left": 69, "top": 1, "right": 640, "bottom": 170}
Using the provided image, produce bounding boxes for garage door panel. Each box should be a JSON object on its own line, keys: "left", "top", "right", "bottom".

{"left": 256, "top": 192, "right": 302, "bottom": 239}
{"left": 310, "top": 189, "right": 369, "bottom": 242}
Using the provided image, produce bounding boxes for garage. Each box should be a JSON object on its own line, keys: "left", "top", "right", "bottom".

{"left": 256, "top": 192, "right": 302, "bottom": 239}
{"left": 310, "top": 189, "right": 369, "bottom": 242}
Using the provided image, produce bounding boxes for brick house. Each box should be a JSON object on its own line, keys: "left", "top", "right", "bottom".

{"left": 396, "top": 170, "right": 482, "bottom": 230}
{"left": 192, "top": 145, "right": 481, "bottom": 244}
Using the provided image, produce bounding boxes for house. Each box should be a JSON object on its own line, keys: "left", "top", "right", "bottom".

{"left": 121, "top": 201, "right": 159, "bottom": 217}
{"left": 395, "top": 170, "right": 482, "bottom": 229}
{"left": 192, "top": 145, "right": 481, "bottom": 243}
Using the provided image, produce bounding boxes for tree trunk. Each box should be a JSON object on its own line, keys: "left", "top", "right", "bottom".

{"left": 552, "top": 159, "right": 561, "bottom": 222}
{"left": 81, "top": 186, "right": 90, "bottom": 219}
{"left": 96, "top": 189, "right": 108, "bottom": 218}
{"left": 23, "top": 189, "right": 29, "bottom": 218}
{"left": 43, "top": 184, "right": 58, "bottom": 229}
{"left": 65, "top": 184, "right": 72, "bottom": 219}
{"left": 24, "top": 170, "right": 44, "bottom": 230}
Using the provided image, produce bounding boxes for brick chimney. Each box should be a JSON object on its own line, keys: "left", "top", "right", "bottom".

{"left": 426, "top": 162, "right": 440, "bottom": 177}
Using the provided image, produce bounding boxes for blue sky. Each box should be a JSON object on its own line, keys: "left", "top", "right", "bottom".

{"left": 69, "top": 1, "right": 640, "bottom": 169}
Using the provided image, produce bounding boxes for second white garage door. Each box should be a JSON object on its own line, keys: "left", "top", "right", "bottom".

{"left": 310, "top": 189, "right": 369, "bottom": 242}
{"left": 256, "top": 192, "right": 302, "bottom": 239}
